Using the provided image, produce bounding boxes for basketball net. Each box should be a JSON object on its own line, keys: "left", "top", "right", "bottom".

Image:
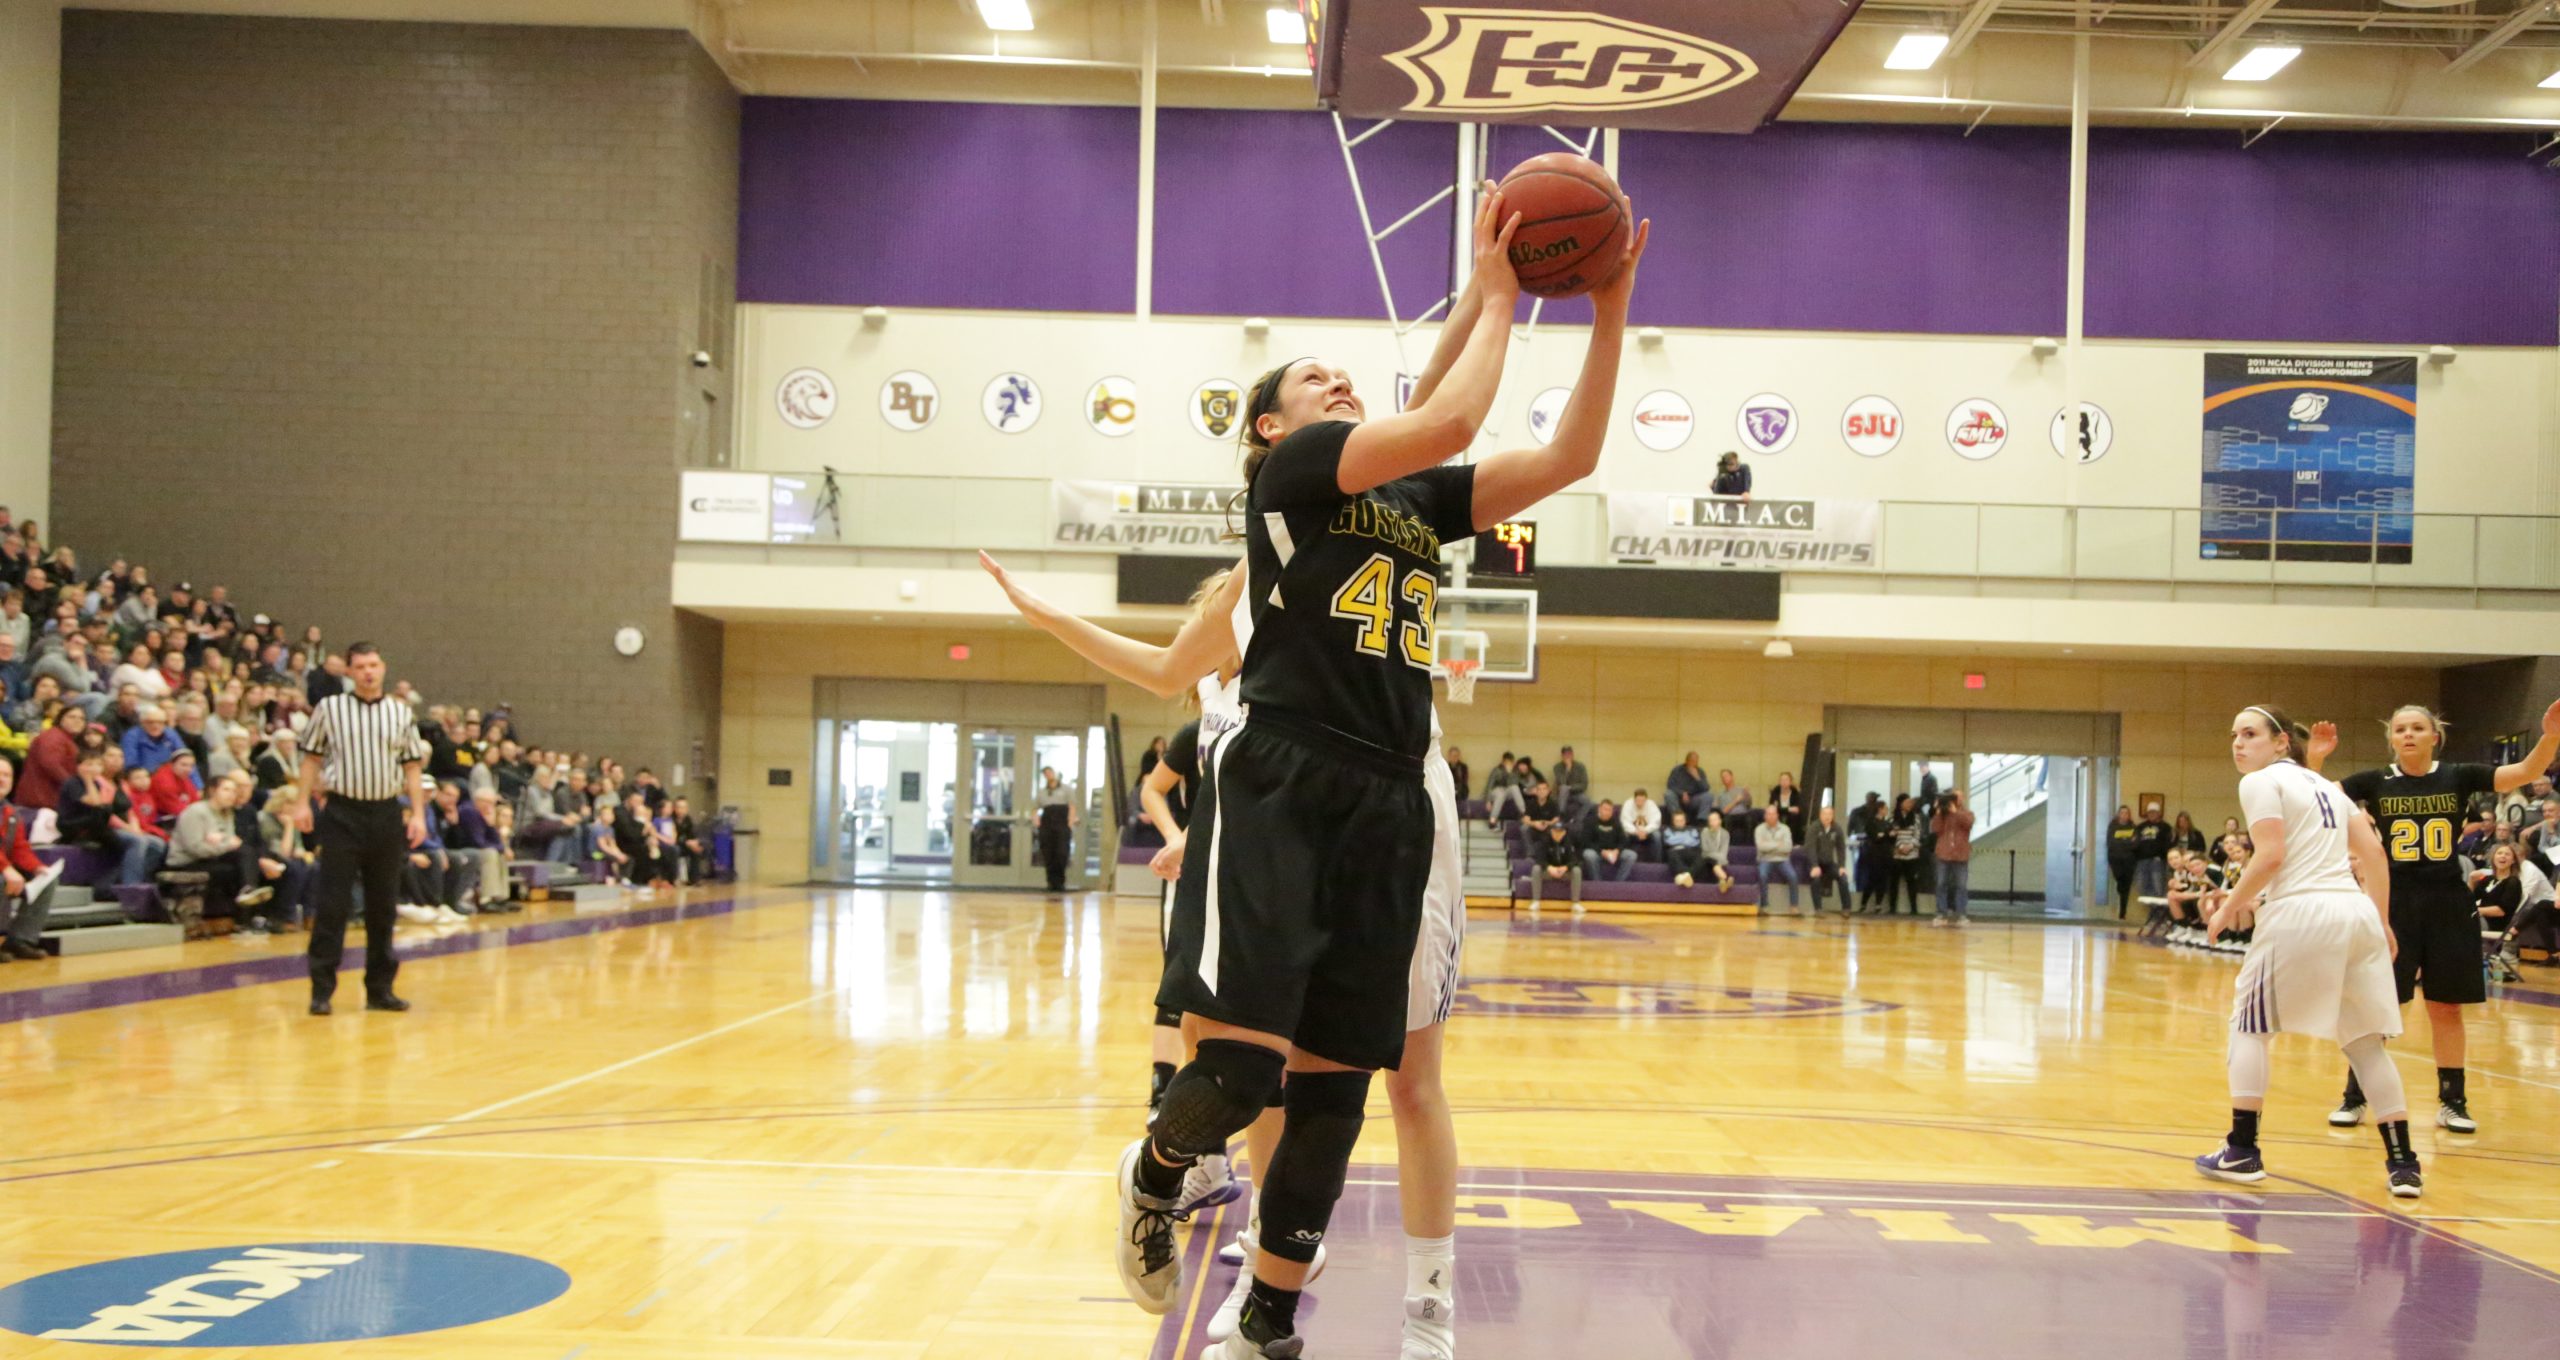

{"left": 1441, "top": 659, "right": 1482, "bottom": 705}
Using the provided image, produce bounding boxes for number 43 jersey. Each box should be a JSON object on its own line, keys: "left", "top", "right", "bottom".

{"left": 2339, "top": 761, "right": 2495, "bottom": 898}
{"left": 1241, "top": 420, "right": 1476, "bottom": 760}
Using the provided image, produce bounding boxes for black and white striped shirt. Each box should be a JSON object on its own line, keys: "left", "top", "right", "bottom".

{"left": 303, "top": 693, "right": 429, "bottom": 800}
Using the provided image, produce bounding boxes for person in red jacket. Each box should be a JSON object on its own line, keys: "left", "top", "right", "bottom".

{"left": 0, "top": 755, "right": 56, "bottom": 958}
{"left": 17, "top": 706, "right": 84, "bottom": 809}
{"left": 149, "top": 749, "right": 202, "bottom": 829}
{"left": 122, "top": 765, "right": 169, "bottom": 840}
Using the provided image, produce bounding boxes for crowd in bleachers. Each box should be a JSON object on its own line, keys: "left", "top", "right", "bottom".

{"left": 0, "top": 507, "right": 718, "bottom": 952}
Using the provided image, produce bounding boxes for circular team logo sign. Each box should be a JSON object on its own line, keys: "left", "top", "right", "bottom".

{"left": 774, "top": 367, "right": 835, "bottom": 429}
{"left": 1086, "top": 376, "right": 1138, "bottom": 438}
{"left": 1735, "top": 392, "right": 1798, "bottom": 454}
{"left": 1525, "top": 386, "right": 1572, "bottom": 447}
{"left": 2049, "top": 402, "right": 2114, "bottom": 463}
{"left": 0, "top": 1242, "right": 571, "bottom": 1346}
{"left": 1449, "top": 977, "right": 1898, "bottom": 1020}
{"left": 1190, "top": 379, "right": 1245, "bottom": 441}
{"left": 1629, "top": 390, "right": 1694, "bottom": 452}
{"left": 878, "top": 371, "right": 938, "bottom": 432}
{"left": 981, "top": 372, "right": 1041, "bottom": 435}
{"left": 1945, "top": 398, "right": 2010, "bottom": 460}
{"left": 1840, "top": 395, "right": 1904, "bottom": 458}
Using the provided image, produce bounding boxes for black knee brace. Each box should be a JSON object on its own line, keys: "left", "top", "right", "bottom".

{"left": 1258, "top": 1069, "right": 1371, "bottom": 1264}
{"left": 1152, "top": 1039, "right": 1286, "bottom": 1161}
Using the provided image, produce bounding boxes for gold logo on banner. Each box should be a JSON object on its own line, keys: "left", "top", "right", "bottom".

{"left": 1383, "top": 7, "right": 1758, "bottom": 116}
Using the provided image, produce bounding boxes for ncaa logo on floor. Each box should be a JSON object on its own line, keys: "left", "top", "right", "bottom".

{"left": 1451, "top": 977, "right": 1897, "bottom": 1018}
{"left": 0, "top": 1242, "right": 570, "bottom": 1345}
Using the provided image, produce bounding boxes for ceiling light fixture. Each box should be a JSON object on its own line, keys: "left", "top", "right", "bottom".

{"left": 1883, "top": 33, "right": 1949, "bottom": 71}
{"left": 2222, "top": 45, "right": 2301, "bottom": 82}
{"left": 1266, "top": 5, "right": 1307, "bottom": 44}
{"left": 976, "top": 0, "right": 1034, "bottom": 32}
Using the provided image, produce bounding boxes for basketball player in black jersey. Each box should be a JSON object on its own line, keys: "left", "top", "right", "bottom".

{"left": 1112, "top": 187, "right": 1646, "bottom": 1360}
{"left": 2307, "top": 699, "right": 2560, "bottom": 1133}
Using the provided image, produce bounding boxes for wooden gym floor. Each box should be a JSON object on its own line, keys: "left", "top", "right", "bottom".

{"left": 0, "top": 885, "right": 2553, "bottom": 1357}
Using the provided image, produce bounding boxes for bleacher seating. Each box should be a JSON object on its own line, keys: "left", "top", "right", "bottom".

{"left": 1501, "top": 820, "right": 1809, "bottom": 910}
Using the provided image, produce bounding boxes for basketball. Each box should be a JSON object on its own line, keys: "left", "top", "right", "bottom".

{"left": 1494, "top": 152, "right": 1630, "bottom": 300}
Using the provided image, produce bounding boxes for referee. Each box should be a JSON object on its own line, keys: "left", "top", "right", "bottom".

{"left": 299, "top": 642, "right": 429, "bottom": 1016}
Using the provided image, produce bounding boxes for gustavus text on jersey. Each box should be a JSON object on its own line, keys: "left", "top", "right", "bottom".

{"left": 1332, "top": 497, "right": 1441, "bottom": 560}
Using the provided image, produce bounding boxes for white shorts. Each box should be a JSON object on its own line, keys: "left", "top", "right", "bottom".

{"left": 1408, "top": 751, "right": 1466, "bottom": 1032}
{"left": 2232, "top": 890, "right": 2403, "bottom": 1046}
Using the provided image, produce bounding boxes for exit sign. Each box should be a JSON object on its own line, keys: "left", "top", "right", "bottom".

{"left": 1963, "top": 673, "right": 1987, "bottom": 691}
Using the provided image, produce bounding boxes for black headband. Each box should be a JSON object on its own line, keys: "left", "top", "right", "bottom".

{"left": 1247, "top": 357, "right": 1321, "bottom": 434}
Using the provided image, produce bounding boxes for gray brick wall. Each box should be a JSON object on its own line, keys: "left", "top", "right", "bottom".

{"left": 53, "top": 11, "right": 736, "bottom": 787}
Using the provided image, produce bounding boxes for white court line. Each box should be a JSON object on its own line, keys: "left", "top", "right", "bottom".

{"left": 367, "top": 920, "right": 1041, "bottom": 1150}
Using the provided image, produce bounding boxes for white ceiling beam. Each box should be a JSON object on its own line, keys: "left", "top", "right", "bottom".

{"left": 1945, "top": 0, "right": 2006, "bottom": 59}
{"left": 2443, "top": 0, "right": 2559, "bottom": 73}
{"left": 2185, "top": 0, "right": 2286, "bottom": 69}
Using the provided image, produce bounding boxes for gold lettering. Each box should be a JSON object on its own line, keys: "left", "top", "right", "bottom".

{"left": 1611, "top": 1201, "right": 1821, "bottom": 1238}
{"left": 1450, "top": 1196, "right": 1583, "bottom": 1230}
{"left": 1849, "top": 1209, "right": 1992, "bottom": 1244}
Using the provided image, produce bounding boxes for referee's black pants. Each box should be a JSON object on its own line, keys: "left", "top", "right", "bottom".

{"left": 308, "top": 796, "right": 405, "bottom": 1001}
{"left": 1036, "top": 809, "right": 1071, "bottom": 891}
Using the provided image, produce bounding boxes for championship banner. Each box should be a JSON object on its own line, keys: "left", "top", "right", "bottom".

{"left": 2200, "top": 354, "right": 2416, "bottom": 564}
{"left": 1307, "top": 0, "right": 1865, "bottom": 134}
{"left": 1051, "top": 481, "right": 1244, "bottom": 554}
{"left": 1607, "top": 494, "right": 1880, "bottom": 571}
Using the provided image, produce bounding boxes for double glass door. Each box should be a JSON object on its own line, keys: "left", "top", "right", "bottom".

{"left": 1835, "top": 748, "right": 2105, "bottom": 916}
{"left": 959, "top": 727, "right": 1094, "bottom": 891}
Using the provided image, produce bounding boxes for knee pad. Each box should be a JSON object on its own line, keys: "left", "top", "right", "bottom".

{"left": 2225, "top": 1029, "right": 2269, "bottom": 1100}
{"left": 1259, "top": 1069, "right": 1372, "bottom": 1264}
{"left": 1153, "top": 1039, "right": 1285, "bottom": 1160}
{"left": 2342, "top": 1034, "right": 2407, "bottom": 1118}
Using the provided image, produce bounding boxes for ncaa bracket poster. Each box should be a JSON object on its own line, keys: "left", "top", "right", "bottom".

{"left": 2199, "top": 353, "right": 2416, "bottom": 564}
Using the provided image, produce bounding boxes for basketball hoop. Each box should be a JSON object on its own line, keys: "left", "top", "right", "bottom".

{"left": 1441, "top": 658, "right": 1482, "bottom": 705}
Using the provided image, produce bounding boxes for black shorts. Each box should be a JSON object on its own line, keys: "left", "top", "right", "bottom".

{"left": 1156, "top": 711, "right": 1431, "bottom": 1071}
{"left": 2391, "top": 886, "right": 2486, "bottom": 1006}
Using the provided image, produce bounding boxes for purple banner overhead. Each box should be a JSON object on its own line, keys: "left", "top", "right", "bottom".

{"left": 1312, "top": 0, "right": 1864, "bottom": 133}
{"left": 739, "top": 98, "right": 1139, "bottom": 313}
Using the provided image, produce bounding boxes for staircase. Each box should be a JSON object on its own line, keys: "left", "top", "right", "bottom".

{"left": 1968, "top": 753, "right": 2050, "bottom": 839}
{"left": 42, "top": 879, "right": 184, "bottom": 955}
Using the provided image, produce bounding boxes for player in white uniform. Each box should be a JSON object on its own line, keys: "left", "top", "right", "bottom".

{"left": 2194, "top": 705, "right": 2422, "bottom": 1199}
{"left": 980, "top": 552, "right": 1470, "bottom": 1359}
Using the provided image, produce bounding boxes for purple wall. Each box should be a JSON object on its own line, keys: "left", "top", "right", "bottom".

{"left": 1152, "top": 109, "right": 1453, "bottom": 320}
{"left": 1617, "top": 122, "right": 2068, "bottom": 335}
{"left": 2086, "top": 129, "right": 2560, "bottom": 346}
{"left": 739, "top": 98, "right": 1138, "bottom": 313}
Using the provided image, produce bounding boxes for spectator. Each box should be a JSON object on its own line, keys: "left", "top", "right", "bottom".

{"left": 1581, "top": 798, "right": 1634, "bottom": 883}
{"left": 1767, "top": 772, "right": 1805, "bottom": 840}
{"left": 1712, "top": 450, "right": 1752, "bottom": 497}
{"left": 403, "top": 791, "right": 467, "bottom": 920}
{"left": 2498, "top": 776, "right": 2552, "bottom": 829}
{"left": 1519, "top": 779, "right": 1560, "bottom": 834}
{"left": 306, "top": 652, "right": 348, "bottom": 705}
{"left": 109, "top": 642, "right": 168, "bottom": 702}
{"left": 670, "top": 796, "right": 709, "bottom": 883}
{"left": 2527, "top": 800, "right": 2560, "bottom": 874}
{"left": 617, "top": 791, "right": 672, "bottom": 887}
{"left": 253, "top": 783, "right": 316, "bottom": 932}
{"left": 1806, "top": 805, "right": 1845, "bottom": 911}
{"left": 0, "top": 590, "right": 25, "bottom": 660}
{"left": 2164, "top": 848, "right": 2209, "bottom": 940}
{"left": 102, "top": 685, "right": 144, "bottom": 741}
{"left": 2131, "top": 804, "right": 2173, "bottom": 905}
{"left": 2105, "top": 805, "right": 2138, "bottom": 916}
{"left": 1851, "top": 792, "right": 1889, "bottom": 907}
{"left": 632, "top": 768, "right": 667, "bottom": 813}
{"left": 0, "top": 755, "right": 54, "bottom": 958}
{"left": 1663, "top": 807, "right": 1722, "bottom": 890}
{"left": 2169, "top": 811, "right": 2206, "bottom": 857}
{"left": 1665, "top": 751, "right": 1709, "bottom": 822}
{"left": 171, "top": 696, "right": 212, "bottom": 769}
{"left": 1551, "top": 746, "right": 1589, "bottom": 811}
{"left": 18, "top": 705, "right": 83, "bottom": 808}
{"left": 150, "top": 749, "right": 203, "bottom": 828}
{"left": 1697, "top": 810, "right": 1737, "bottom": 891}
{"left": 1755, "top": 805, "right": 1800, "bottom": 911}
{"left": 157, "top": 649, "right": 188, "bottom": 697}
{"left": 1624, "top": 789, "right": 1661, "bottom": 861}
{"left": 1480, "top": 752, "right": 1522, "bottom": 828}
{"left": 9, "top": 675, "right": 58, "bottom": 736}
{"left": 58, "top": 750, "right": 160, "bottom": 885}
{"left": 1885, "top": 794, "right": 1925, "bottom": 915}
{"left": 112, "top": 586, "right": 158, "bottom": 640}
{"left": 1445, "top": 746, "right": 1470, "bottom": 805}
{"left": 32, "top": 635, "right": 107, "bottom": 719}
{"left": 445, "top": 782, "right": 514, "bottom": 912}
{"left": 167, "top": 771, "right": 247, "bottom": 926}
{"left": 1527, "top": 818, "right": 1581, "bottom": 911}
{"left": 253, "top": 727, "right": 299, "bottom": 793}
{"left": 1712, "top": 768, "right": 1750, "bottom": 821}
{"left": 1138, "top": 735, "right": 1166, "bottom": 782}
{"left": 490, "top": 739, "right": 531, "bottom": 802}
{"left": 120, "top": 704, "right": 182, "bottom": 774}
{"left": 0, "top": 633, "right": 24, "bottom": 707}
{"left": 517, "top": 762, "right": 573, "bottom": 860}
{"left": 587, "top": 802, "right": 632, "bottom": 880}
{"left": 1931, "top": 790, "right": 1975, "bottom": 927}
{"left": 2207, "top": 816, "right": 2245, "bottom": 866}
{"left": 121, "top": 765, "right": 169, "bottom": 840}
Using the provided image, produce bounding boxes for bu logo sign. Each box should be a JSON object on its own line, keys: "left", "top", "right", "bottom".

{"left": 0, "top": 1242, "right": 571, "bottom": 1346}
{"left": 1382, "top": 9, "right": 1759, "bottom": 116}
{"left": 879, "top": 370, "right": 939, "bottom": 432}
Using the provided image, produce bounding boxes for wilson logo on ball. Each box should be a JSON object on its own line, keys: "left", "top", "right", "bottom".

{"left": 1510, "top": 236, "right": 1582, "bottom": 266}
{"left": 1383, "top": 8, "right": 1759, "bottom": 116}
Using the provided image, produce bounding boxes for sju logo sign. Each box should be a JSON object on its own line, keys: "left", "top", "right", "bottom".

{"left": 0, "top": 1243, "right": 571, "bottom": 1346}
{"left": 1383, "top": 7, "right": 1758, "bottom": 116}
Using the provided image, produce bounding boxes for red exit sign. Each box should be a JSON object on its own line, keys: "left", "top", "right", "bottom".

{"left": 1963, "top": 672, "right": 1987, "bottom": 690}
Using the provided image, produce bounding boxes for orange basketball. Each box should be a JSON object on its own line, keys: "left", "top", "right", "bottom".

{"left": 1494, "top": 152, "right": 1630, "bottom": 300}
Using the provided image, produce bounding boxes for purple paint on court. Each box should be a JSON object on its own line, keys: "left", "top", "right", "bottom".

{"left": 0, "top": 894, "right": 749, "bottom": 1025}
{"left": 1155, "top": 1166, "right": 2560, "bottom": 1359}
{"left": 1505, "top": 917, "right": 1647, "bottom": 941}
{"left": 1448, "top": 977, "right": 1896, "bottom": 1019}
